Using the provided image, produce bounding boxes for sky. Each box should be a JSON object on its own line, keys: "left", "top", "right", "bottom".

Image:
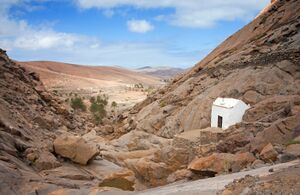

{"left": 0, "top": 0, "right": 269, "bottom": 69}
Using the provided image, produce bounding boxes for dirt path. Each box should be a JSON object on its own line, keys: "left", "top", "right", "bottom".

{"left": 134, "top": 160, "right": 300, "bottom": 195}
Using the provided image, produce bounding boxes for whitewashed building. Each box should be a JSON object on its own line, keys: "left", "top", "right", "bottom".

{"left": 211, "top": 98, "right": 250, "bottom": 130}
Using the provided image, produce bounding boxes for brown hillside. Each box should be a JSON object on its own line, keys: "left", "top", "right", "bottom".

{"left": 0, "top": 49, "right": 141, "bottom": 194}
{"left": 19, "top": 61, "right": 163, "bottom": 90}
{"left": 127, "top": 0, "right": 300, "bottom": 138}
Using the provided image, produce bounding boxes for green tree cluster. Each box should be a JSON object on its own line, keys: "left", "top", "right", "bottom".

{"left": 70, "top": 97, "right": 86, "bottom": 111}
{"left": 90, "top": 95, "right": 108, "bottom": 124}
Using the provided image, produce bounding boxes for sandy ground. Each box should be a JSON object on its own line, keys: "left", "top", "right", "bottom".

{"left": 134, "top": 160, "right": 300, "bottom": 195}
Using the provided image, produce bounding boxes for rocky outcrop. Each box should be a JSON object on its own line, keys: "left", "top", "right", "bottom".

{"left": 188, "top": 152, "right": 256, "bottom": 174}
{"left": 250, "top": 112, "right": 300, "bottom": 153}
{"left": 98, "top": 169, "right": 135, "bottom": 191}
{"left": 259, "top": 143, "right": 278, "bottom": 162}
{"left": 54, "top": 135, "right": 99, "bottom": 165}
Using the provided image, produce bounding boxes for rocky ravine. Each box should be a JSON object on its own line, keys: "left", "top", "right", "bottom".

{"left": 1, "top": 0, "right": 300, "bottom": 194}
{"left": 0, "top": 49, "right": 140, "bottom": 194}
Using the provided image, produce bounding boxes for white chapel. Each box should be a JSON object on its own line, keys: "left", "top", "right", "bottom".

{"left": 211, "top": 97, "right": 250, "bottom": 130}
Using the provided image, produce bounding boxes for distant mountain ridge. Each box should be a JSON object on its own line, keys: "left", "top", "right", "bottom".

{"left": 135, "top": 66, "right": 187, "bottom": 79}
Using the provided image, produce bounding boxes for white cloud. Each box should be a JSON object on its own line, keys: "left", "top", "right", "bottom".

{"left": 76, "top": 0, "right": 269, "bottom": 28}
{"left": 0, "top": 1, "right": 100, "bottom": 51}
{"left": 0, "top": 16, "right": 94, "bottom": 51}
{"left": 127, "top": 19, "right": 154, "bottom": 33}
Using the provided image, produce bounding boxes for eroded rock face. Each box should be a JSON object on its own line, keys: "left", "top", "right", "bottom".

{"left": 0, "top": 49, "right": 84, "bottom": 194}
{"left": 250, "top": 113, "right": 300, "bottom": 153}
{"left": 54, "top": 135, "right": 99, "bottom": 165}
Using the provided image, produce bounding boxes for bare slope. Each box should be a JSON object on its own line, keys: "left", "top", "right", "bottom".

{"left": 19, "top": 61, "right": 163, "bottom": 90}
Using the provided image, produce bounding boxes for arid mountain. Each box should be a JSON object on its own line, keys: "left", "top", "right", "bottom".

{"left": 135, "top": 66, "right": 186, "bottom": 79}
{"left": 19, "top": 61, "right": 163, "bottom": 90}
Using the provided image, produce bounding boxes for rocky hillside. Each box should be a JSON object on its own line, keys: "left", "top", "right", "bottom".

{"left": 100, "top": 0, "right": 300, "bottom": 188}
{"left": 0, "top": 49, "right": 139, "bottom": 194}
{"left": 127, "top": 0, "right": 300, "bottom": 138}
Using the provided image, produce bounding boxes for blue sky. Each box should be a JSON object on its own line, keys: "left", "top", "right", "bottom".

{"left": 0, "top": 0, "right": 269, "bottom": 68}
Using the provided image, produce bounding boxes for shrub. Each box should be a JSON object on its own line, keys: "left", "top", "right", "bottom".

{"left": 93, "top": 112, "right": 103, "bottom": 125}
{"left": 90, "top": 101, "right": 105, "bottom": 114}
{"left": 97, "top": 95, "right": 108, "bottom": 106}
{"left": 90, "top": 96, "right": 96, "bottom": 103}
{"left": 70, "top": 97, "right": 86, "bottom": 111}
{"left": 89, "top": 94, "right": 108, "bottom": 124}
{"left": 159, "top": 100, "right": 166, "bottom": 107}
{"left": 111, "top": 101, "right": 117, "bottom": 108}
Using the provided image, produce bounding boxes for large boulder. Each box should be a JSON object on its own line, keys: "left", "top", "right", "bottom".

{"left": 98, "top": 169, "right": 135, "bottom": 191}
{"left": 259, "top": 143, "right": 278, "bottom": 162}
{"left": 188, "top": 152, "right": 255, "bottom": 174}
{"left": 125, "top": 157, "right": 172, "bottom": 187}
{"left": 54, "top": 135, "right": 99, "bottom": 165}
